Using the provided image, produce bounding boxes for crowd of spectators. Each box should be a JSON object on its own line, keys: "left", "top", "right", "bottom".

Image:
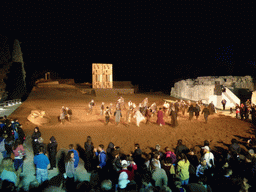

{"left": 1, "top": 98, "right": 256, "bottom": 191}
{"left": 0, "top": 125, "right": 256, "bottom": 191}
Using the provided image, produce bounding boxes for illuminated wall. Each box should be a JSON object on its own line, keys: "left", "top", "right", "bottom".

{"left": 92, "top": 63, "right": 113, "bottom": 88}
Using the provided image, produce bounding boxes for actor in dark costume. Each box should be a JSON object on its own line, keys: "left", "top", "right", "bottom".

{"left": 187, "top": 104, "right": 195, "bottom": 121}
{"left": 201, "top": 105, "right": 210, "bottom": 123}
{"left": 47, "top": 136, "right": 58, "bottom": 170}
{"left": 208, "top": 102, "right": 215, "bottom": 115}
{"left": 221, "top": 99, "right": 227, "bottom": 110}
{"left": 194, "top": 103, "right": 201, "bottom": 120}
{"left": 170, "top": 107, "right": 178, "bottom": 127}
{"left": 145, "top": 107, "right": 152, "bottom": 124}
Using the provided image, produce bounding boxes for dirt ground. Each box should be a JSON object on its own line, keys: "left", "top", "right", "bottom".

{"left": 9, "top": 86, "right": 255, "bottom": 159}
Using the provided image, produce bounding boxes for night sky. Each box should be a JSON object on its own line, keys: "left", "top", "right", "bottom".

{"left": 1, "top": 1, "right": 255, "bottom": 93}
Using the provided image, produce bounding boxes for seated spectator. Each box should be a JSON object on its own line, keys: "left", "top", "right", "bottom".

{"left": 0, "top": 157, "right": 21, "bottom": 187}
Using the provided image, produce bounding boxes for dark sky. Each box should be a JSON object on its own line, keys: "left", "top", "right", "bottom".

{"left": 1, "top": 1, "right": 255, "bottom": 92}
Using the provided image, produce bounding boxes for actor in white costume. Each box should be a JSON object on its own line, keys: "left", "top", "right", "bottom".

{"left": 133, "top": 109, "right": 145, "bottom": 127}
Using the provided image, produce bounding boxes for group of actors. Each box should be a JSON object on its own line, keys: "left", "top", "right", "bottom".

{"left": 85, "top": 97, "right": 216, "bottom": 127}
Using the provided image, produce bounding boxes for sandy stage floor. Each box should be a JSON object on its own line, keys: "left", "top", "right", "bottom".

{"left": 9, "top": 86, "right": 255, "bottom": 158}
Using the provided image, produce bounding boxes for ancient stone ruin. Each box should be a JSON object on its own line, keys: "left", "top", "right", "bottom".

{"left": 171, "top": 76, "right": 254, "bottom": 108}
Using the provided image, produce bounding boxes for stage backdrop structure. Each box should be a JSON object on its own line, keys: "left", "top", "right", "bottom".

{"left": 92, "top": 63, "right": 113, "bottom": 89}
{"left": 171, "top": 76, "right": 254, "bottom": 109}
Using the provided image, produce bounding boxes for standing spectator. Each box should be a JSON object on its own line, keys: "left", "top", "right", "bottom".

{"left": 34, "top": 146, "right": 50, "bottom": 184}
{"left": 228, "top": 138, "right": 241, "bottom": 161}
{"left": 36, "top": 137, "right": 47, "bottom": 155}
{"left": 94, "top": 144, "right": 107, "bottom": 169}
{"left": 66, "top": 107, "right": 72, "bottom": 122}
{"left": 202, "top": 105, "right": 210, "bottom": 123}
{"left": 221, "top": 99, "right": 227, "bottom": 110}
{"left": 156, "top": 108, "right": 165, "bottom": 126}
{"left": 12, "top": 139, "right": 25, "bottom": 172}
{"left": 47, "top": 136, "right": 58, "bottom": 170}
{"left": 131, "top": 143, "right": 142, "bottom": 166}
{"left": 175, "top": 139, "right": 189, "bottom": 158}
{"left": 65, "top": 150, "right": 76, "bottom": 181}
{"left": 154, "top": 144, "right": 164, "bottom": 160}
{"left": 164, "top": 147, "right": 177, "bottom": 164}
{"left": 114, "top": 108, "right": 122, "bottom": 126}
{"left": 151, "top": 161, "right": 168, "bottom": 188}
{"left": 151, "top": 152, "right": 161, "bottom": 169}
{"left": 0, "top": 157, "right": 21, "bottom": 188}
{"left": 201, "top": 146, "right": 214, "bottom": 168}
{"left": 17, "top": 124, "right": 26, "bottom": 144}
{"left": 68, "top": 144, "right": 79, "bottom": 169}
{"left": 84, "top": 136, "right": 94, "bottom": 172}
{"left": 0, "top": 134, "right": 7, "bottom": 158}
{"left": 196, "top": 160, "right": 210, "bottom": 178}
{"left": 31, "top": 127, "right": 41, "bottom": 155}
{"left": 118, "top": 160, "right": 131, "bottom": 191}
{"left": 176, "top": 153, "right": 190, "bottom": 186}
{"left": 236, "top": 104, "right": 241, "bottom": 119}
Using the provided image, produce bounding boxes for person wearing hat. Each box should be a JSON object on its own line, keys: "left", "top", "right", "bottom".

{"left": 118, "top": 160, "right": 130, "bottom": 190}
{"left": 201, "top": 146, "right": 214, "bottom": 168}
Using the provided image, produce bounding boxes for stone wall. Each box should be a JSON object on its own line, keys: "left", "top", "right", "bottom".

{"left": 171, "top": 76, "right": 254, "bottom": 106}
